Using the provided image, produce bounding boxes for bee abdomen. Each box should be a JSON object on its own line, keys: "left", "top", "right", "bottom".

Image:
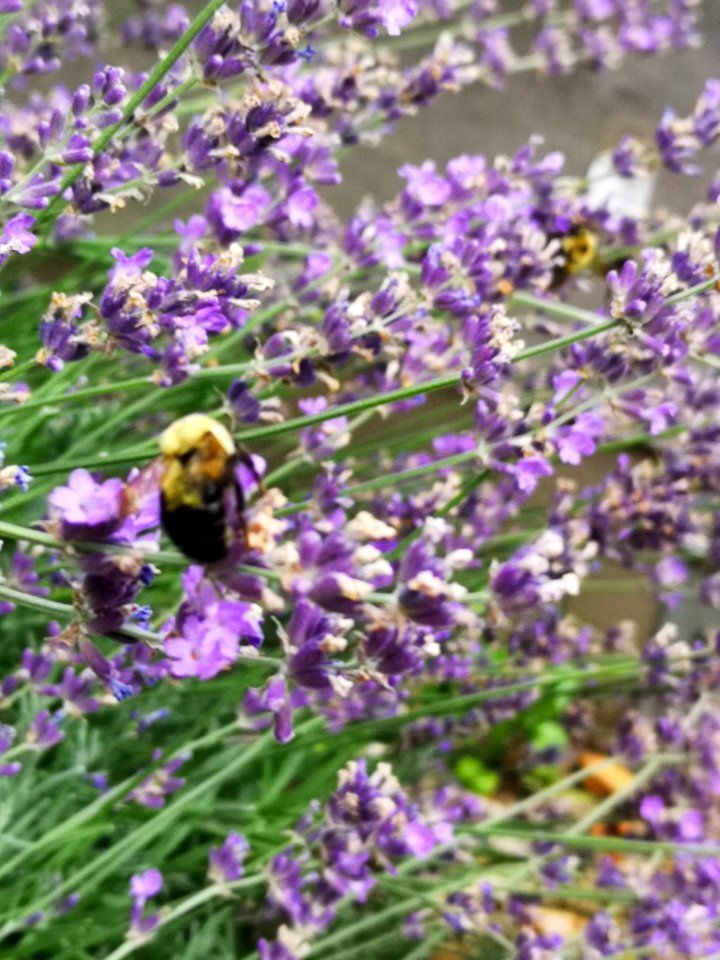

{"left": 161, "top": 492, "right": 228, "bottom": 563}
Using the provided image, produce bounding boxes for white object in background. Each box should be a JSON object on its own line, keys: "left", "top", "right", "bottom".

{"left": 585, "top": 149, "right": 657, "bottom": 220}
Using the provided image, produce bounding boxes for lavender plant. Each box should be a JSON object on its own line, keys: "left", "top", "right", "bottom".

{"left": 0, "top": 0, "right": 718, "bottom": 957}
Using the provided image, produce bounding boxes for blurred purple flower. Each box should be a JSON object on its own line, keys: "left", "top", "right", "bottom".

{"left": 208, "top": 832, "right": 249, "bottom": 884}
{"left": 0, "top": 213, "right": 36, "bottom": 266}
{"left": 163, "top": 568, "right": 264, "bottom": 680}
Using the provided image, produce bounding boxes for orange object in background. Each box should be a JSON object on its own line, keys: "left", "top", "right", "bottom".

{"left": 578, "top": 751, "right": 634, "bottom": 797}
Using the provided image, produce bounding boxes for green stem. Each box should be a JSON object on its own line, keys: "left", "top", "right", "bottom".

{"left": 101, "top": 875, "right": 266, "bottom": 960}
{"left": 469, "top": 826, "right": 719, "bottom": 860}
{"left": 236, "top": 372, "right": 459, "bottom": 443}
{"left": 0, "top": 373, "right": 153, "bottom": 419}
{"left": 665, "top": 274, "right": 718, "bottom": 304}
{"left": 0, "top": 583, "right": 74, "bottom": 617}
{"left": 398, "top": 930, "right": 447, "bottom": 960}
{"left": 516, "top": 317, "right": 620, "bottom": 361}
{"left": 509, "top": 290, "right": 604, "bottom": 327}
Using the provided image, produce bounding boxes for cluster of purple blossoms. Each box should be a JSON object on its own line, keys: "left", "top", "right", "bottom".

{"left": 208, "top": 831, "right": 250, "bottom": 884}
{"left": 126, "top": 749, "right": 190, "bottom": 808}
{"left": 46, "top": 467, "right": 158, "bottom": 635}
{"left": 492, "top": 525, "right": 597, "bottom": 617}
{"left": 0, "top": 0, "right": 101, "bottom": 83}
{"left": 38, "top": 243, "right": 275, "bottom": 384}
{"left": 163, "top": 566, "right": 264, "bottom": 680}
{"left": 259, "top": 759, "right": 448, "bottom": 957}
{"left": 3, "top": 0, "right": 720, "bottom": 956}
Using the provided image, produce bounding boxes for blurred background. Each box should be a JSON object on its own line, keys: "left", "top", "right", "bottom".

{"left": 337, "top": 2, "right": 720, "bottom": 216}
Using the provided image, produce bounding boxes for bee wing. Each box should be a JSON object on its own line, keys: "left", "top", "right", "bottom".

{"left": 122, "top": 457, "right": 165, "bottom": 521}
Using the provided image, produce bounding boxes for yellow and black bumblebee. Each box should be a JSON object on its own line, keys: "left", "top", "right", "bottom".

{"left": 549, "top": 222, "right": 600, "bottom": 290}
{"left": 158, "top": 413, "right": 254, "bottom": 563}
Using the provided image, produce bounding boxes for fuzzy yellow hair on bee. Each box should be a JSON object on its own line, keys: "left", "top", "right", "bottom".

{"left": 549, "top": 223, "right": 600, "bottom": 290}
{"left": 159, "top": 414, "right": 243, "bottom": 564}
{"left": 560, "top": 225, "right": 598, "bottom": 276}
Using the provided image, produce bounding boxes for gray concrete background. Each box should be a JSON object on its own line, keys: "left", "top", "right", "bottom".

{"left": 335, "top": 3, "right": 720, "bottom": 217}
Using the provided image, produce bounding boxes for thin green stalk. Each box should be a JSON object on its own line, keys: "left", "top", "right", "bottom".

{"left": 0, "top": 519, "right": 281, "bottom": 581}
{"left": 237, "top": 372, "right": 460, "bottom": 442}
{"left": 306, "top": 659, "right": 651, "bottom": 747}
{"left": 0, "top": 756, "right": 190, "bottom": 888}
{"left": 308, "top": 887, "right": 443, "bottom": 957}
{"left": 264, "top": 407, "right": 377, "bottom": 487}
{"left": 665, "top": 274, "right": 718, "bottom": 304}
{"left": 516, "top": 317, "right": 620, "bottom": 361}
{"left": 119, "top": 186, "right": 203, "bottom": 242}
{"left": 101, "top": 875, "right": 266, "bottom": 960}
{"left": 470, "top": 826, "right": 720, "bottom": 860}
{"left": 9, "top": 372, "right": 149, "bottom": 428}
{"left": 0, "top": 358, "right": 36, "bottom": 382}
{"left": 509, "top": 290, "right": 604, "bottom": 326}
{"left": 0, "top": 583, "right": 74, "bottom": 617}
{"left": 320, "top": 929, "right": 408, "bottom": 960}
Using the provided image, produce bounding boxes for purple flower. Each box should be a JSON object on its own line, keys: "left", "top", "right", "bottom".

{"left": 514, "top": 454, "right": 554, "bottom": 494}
{"left": 475, "top": 27, "right": 514, "bottom": 88}
{"left": 123, "top": 3, "right": 188, "bottom": 49}
{"left": 0, "top": 213, "right": 36, "bottom": 266}
{"left": 284, "top": 598, "right": 346, "bottom": 693}
{"left": 555, "top": 411, "right": 604, "bottom": 466}
{"left": 244, "top": 675, "right": 295, "bottom": 743}
{"left": 228, "top": 378, "right": 262, "bottom": 424}
{"left": 399, "top": 160, "right": 451, "bottom": 207}
{"left": 207, "top": 184, "right": 272, "bottom": 243}
{"left": 337, "top": 0, "right": 416, "bottom": 36}
{"left": 551, "top": 370, "right": 581, "bottom": 402}
{"left": 261, "top": 759, "right": 446, "bottom": 956}
{"left": 127, "top": 752, "right": 189, "bottom": 808}
{"left": 208, "top": 832, "right": 249, "bottom": 883}
{"left": 163, "top": 569, "right": 264, "bottom": 680}
{"left": 0, "top": 723, "right": 16, "bottom": 754}
{"left": 128, "top": 868, "right": 163, "bottom": 937}
{"left": 381, "top": 0, "right": 417, "bottom": 36}
{"left": 48, "top": 470, "right": 126, "bottom": 542}
{"left": 26, "top": 710, "right": 64, "bottom": 749}
{"left": 258, "top": 930, "right": 304, "bottom": 960}
{"left": 130, "top": 869, "right": 163, "bottom": 902}
{"left": 648, "top": 400, "right": 677, "bottom": 436}
{"left": 286, "top": 183, "right": 319, "bottom": 228}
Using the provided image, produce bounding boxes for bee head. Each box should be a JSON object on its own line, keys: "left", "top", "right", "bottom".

{"left": 160, "top": 414, "right": 235, "bottom": 460}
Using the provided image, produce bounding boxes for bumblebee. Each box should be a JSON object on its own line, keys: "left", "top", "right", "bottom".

{"left": 549, "top": 224, "right": 599, "bottom": 289}
{"left": 158, "top": 413, "right": 249, "bottom": 563}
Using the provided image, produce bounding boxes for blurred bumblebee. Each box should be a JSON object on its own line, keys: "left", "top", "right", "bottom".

{"left": 549, "top": 223, "right": 600, "bottom": 289}
{"left": 158, "top": 413, "right": 255, "bottom": 563}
